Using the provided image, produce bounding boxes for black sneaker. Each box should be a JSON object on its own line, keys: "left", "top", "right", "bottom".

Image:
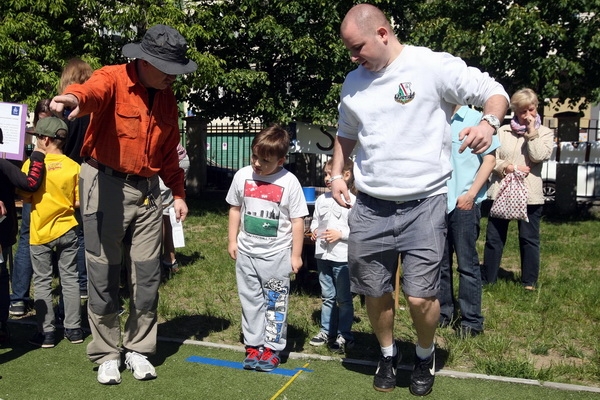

{"left": 309, "top": 331, "right": 332, "bottom": 347}
{"left": 9, "top": 301, "right": 26, "bottom": 316}
{"left": 410, "top": 351, "right": 436, "bottom": 396}
{"left": 29, "top": 331, "right": 56, "bottom": 348}
{"left": 329, "top": 334, "right": 355, "bottom": 354}
{"left": 373, "top": 352, "right": 399, "bottom": 392}
{"left": 65, "top": 328, "right": 84, "bottom": 344}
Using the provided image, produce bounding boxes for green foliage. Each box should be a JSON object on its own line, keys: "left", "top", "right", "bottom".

{"left": 405, "top": 1, "right": 600, "bottom": 113}
{"left": 184, "top": 0, "right": 358, "bottom": 125}
{"left": 2, "top": 1, "right": 600, "bottom": 122}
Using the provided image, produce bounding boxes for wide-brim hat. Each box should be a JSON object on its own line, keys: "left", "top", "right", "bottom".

{"left": 122, "top": 24, "right": 198, "bottom": 75}
{"left": 30, "top": 117, "right": 68, "bottom": 139}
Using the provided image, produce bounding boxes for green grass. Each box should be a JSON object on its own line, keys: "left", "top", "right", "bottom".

{"left": 1, "top": 323, "right": 599, "bottom": 400}
{"left": 4, "top": 192, "right": 600, "bottom": 398}
{"left": 156, "top": 194, "right": 600, "bottom": 387}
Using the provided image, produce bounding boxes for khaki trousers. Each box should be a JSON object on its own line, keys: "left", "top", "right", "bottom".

{"left": 79, "top": 163, "right": 162, "bottom": 364}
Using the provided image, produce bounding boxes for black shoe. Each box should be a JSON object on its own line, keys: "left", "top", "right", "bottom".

{"left": 329, "top": 334, "right": 355, "bottom": 354}
{"left": 9, "top": 301, "right": 26, "bottom": 317}
{"left": 373, "top": 353, "right": 399, "bottom": 392}
{"left": 29, "top": 331, "right": 56, "bottom": 348}
{"left": 410, "top": 351, "right": 435, "bottom": 396}
{"left": 65, "top": 328, "right": 84, "bottom": 344}
{"left": 458, "top": 325, "right": 482, "bottom": 338}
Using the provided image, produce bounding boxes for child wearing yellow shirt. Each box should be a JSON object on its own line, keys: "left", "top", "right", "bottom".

{"left": 18, "top": 117, "right": 81, "bottom": 348}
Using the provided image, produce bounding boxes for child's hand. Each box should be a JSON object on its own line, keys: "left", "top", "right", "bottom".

{"left": 291, "top": 255, "right": 303, "bottom": 274}
{"left": 322, "top": 229, "right": 342, "bottom": 243}
{"left": 228, "top": 242, "right": 238, "bottom": 260}
{"left": 310, "top": 230, "right": 318, "bottom": 241}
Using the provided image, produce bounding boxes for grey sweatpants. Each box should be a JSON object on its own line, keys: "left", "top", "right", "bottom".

{"left": 236, "top": 250, "right": 292, "bottom": 351}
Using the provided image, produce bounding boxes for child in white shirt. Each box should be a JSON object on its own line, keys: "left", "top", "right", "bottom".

{"left": 309, "top": 158, "right": 356, "bottom": 353}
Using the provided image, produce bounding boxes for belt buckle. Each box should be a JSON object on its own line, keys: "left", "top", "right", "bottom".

{"left": 125, "top": 173, "right": 133, "bottom": 181}
{"left": 395, "top": 200, "right": 406, "bottom": 205}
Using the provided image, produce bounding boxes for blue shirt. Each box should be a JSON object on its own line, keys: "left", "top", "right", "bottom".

{"left": 447, "top": 106, "right": 501, "bottom": 212}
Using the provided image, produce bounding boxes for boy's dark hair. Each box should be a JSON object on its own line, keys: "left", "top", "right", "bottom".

{"left": 251, "top": 124, "right": 290, "bottom": 160}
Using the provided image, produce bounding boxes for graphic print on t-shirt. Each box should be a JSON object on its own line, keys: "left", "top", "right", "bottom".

{"left": 243, "top": 179, "right": 284, "bottom": 237}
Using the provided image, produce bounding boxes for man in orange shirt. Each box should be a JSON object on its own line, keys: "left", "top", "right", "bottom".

{"left": 50, "top": 25, "right": 197, "bottom": 385}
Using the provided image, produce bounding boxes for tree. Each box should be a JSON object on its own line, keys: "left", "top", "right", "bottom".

{"left": 3, "top": 1, "right": 600, "bottom": 123}
{"left": 183, "top": 0, "right": 356, "bottom": 125}
{"left": 403, "top": 0, "right": 600, "bottom": 113}
{"left": 0, "top": 0, "right": 101, "bottom": 106}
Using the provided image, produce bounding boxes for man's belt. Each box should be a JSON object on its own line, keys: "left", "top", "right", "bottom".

{"left": 84, "top": 157, "right": 146, "bottom": 182}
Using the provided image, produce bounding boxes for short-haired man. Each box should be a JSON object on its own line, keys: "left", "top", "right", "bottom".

{"left": 330, "top": 4, "right": 509, "bottom": 397}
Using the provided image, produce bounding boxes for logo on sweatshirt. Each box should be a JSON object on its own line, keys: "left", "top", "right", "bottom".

{"left": 394, "top": 82, "right": 415, "bottom": 104}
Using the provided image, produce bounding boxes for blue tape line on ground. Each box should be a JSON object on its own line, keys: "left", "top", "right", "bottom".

{"left": 186, "top": 356, "right": 313, "bottom": 377}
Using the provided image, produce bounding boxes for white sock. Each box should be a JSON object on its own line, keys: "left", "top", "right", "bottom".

{"left": 416, "top": 343, "right": 435, "bottom": 360}
{"left": 381, "top": 343, "right": 397, "bottom": 358}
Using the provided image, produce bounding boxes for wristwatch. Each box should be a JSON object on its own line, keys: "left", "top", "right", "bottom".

{"left": 481, "top": 114, "right": 501, "bottom": 133}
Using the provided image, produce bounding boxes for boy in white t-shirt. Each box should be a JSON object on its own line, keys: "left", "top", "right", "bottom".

{"left": 226, "top": 125, "right": 308, "bottom": 372}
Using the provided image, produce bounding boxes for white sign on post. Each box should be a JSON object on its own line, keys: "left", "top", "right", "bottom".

{"left": 0, "top": 102, "right": 28, "bottom": 161}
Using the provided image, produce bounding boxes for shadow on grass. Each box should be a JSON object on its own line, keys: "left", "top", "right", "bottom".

{"left": 158, "top": 314, "right": 231, "bottom": 341}
{"left": 0, "top": 321, "right": 38, "bottom": 368}
{"left": 176, "top": 251, "right": 205, "bottom": 267}
{"left": 155, "top": 314, "right": 232, "bottom": 367}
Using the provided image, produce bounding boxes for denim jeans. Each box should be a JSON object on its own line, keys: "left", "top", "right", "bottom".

{"left": 10, "top": 202, "right": 32, "bottom": 303}
{"left": 482, "top": 204, "right": 543, "bottom": 287}
{"left": 438, "top": 205, "right": 483, "bottom": 331}
{"left": 316, "top": 259, "right": 354, "bottom": 340}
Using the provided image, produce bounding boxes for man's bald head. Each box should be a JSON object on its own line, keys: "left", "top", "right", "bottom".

{"left": 341, "top": 3, "right": 393, "bottom": 36}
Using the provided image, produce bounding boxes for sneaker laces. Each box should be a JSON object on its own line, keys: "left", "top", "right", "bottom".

{"left": 260, "top": 347, "right": 279, "bottom": 363}
{"left": 246, "top": 347, "right": 261, "bottom": 359}
{"left": 126, "top": 352, "right": 152, "bottom": 373}
{"left": 103, "top": 359, "right": 120, "bottom": 370}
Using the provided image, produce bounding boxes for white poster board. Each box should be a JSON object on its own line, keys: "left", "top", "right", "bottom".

{"left": 292, "top": 122, "right": 337, "bottom": 154}
{"left": 0, "top": 102, "right": 28, "bottom": 161}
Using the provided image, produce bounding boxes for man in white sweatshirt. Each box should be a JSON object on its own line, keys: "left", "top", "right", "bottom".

{"left": 329, "top": 4, "right": 509, "bottom": 397}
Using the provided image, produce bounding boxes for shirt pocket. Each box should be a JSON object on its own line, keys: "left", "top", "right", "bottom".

{"left": 115, "top": 103, "right": 141, "bottom": 139}
{"left": 154, "top": 114, "right": 179, "bottom": 148}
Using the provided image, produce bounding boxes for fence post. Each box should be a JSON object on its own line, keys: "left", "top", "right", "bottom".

{"left": 185, "top": 116, "right": 208, "bottom": 196}
{"left": 554, "top": 111, "right": 579, "bottom": 214}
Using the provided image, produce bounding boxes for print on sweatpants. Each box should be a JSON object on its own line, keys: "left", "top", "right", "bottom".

{"left": 265, "top": 278, "right": 287, "bottom": 343}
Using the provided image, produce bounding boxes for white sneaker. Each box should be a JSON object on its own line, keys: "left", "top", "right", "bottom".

{"left": 97, "top": 359, "right": 121, "bottom": 385}
{"left": 125, "top": 351, "right": 157, "bottom": 380}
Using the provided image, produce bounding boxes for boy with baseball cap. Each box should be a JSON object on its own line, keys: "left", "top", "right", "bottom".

{"left": 19, "top": 116, "right": 82, "bottom": 349}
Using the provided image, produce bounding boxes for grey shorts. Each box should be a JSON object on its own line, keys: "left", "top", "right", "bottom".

{"left": 347, "top": 193, "right": 447, "bottom": 298}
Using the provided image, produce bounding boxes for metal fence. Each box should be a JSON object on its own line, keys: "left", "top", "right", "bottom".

{"left": 192, "top": 122, "right": 600, "bottom": 199}
{"left": 199, "top": 122, "right": 330, "bottom": 189}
